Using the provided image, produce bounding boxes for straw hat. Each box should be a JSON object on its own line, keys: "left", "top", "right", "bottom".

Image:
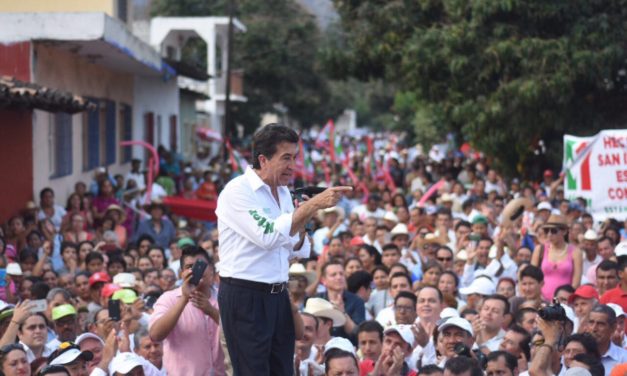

{"left": 501, "top": 198, "right": 532, "bottom": 226}
{"left": 288, "top": 263, "right": 317, "bottom": 286}
{"left": 543, "top": 214, "right": 568, "bottom": 228}
{"left": 317, "top": 206, "right": 345, "bottom": 222}
{"left": 304, "top": 298, "right": 346, "bottom": 327}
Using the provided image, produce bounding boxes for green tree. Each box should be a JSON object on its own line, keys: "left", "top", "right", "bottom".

{"left": 152, "top": 0, "right": 342, "bottom": 133}
{"left": 327, "top": 0, "right": 627, "bottom": 175}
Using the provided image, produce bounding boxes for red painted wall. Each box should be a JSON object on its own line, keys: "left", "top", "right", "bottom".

{"left": 0, "top": 110, "right": 33, "bottom": 223}
{"left": 0, "top": 42, "right": 31, "bottom": 80}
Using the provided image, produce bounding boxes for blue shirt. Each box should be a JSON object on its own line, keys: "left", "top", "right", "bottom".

{"left": 317, "top": 291, "right": 365, "bottom": 343}
{"left": 133, "top": 218, "right": 176, "bottom": 249}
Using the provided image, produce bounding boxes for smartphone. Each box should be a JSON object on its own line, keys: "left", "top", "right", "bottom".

{"left": 108, "top": 299, "right": 121, "bottom": 321}
{"left": 31, "top": 299, "right": 47, "bottom": 313}
{"left": 0, "top": 269, "right": 6, "bottom": 288}
{"left": 189, "top": 259, "right": 208, "bottom": 285}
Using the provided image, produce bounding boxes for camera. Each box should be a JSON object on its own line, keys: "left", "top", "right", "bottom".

{"left": 454, "top": 343, "right": 487, "bottom": 369}
{"left": 539, "top": 299, "right": 567, "bottom": 321}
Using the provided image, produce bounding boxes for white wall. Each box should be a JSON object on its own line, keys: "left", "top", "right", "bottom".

{"left": 133, "top": 75, "right": 180, "bottom": 157}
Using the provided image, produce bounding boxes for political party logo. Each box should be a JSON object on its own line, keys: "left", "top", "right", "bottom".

{"left": 565, "top": 138, "right": 592, "bottom": 192}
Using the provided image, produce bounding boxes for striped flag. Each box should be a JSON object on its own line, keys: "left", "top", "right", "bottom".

{"left": 225, "top": 139, "right": 248, "bottom": 174}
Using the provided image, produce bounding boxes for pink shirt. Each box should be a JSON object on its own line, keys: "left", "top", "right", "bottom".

{"left": 149, "top": 287, "right": 225, "bottom": 376}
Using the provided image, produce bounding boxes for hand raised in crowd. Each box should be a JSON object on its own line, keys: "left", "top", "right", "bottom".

{"left": 180, "top": 268, "right": 197, "bottom": 300}
{"left": 11, "top": 300, "right": 34, "bottom": 325}
{"left": 536, "top": 317, "right": 562, "bottom": 347}
{"left": 42, "top": 241, "right": 52, "bottom": 257}
{"left": 117, "top": 321, "right": 131, "bottom": 353}
{"left": 97, "top": 329, "right": 117, "bottom": 372}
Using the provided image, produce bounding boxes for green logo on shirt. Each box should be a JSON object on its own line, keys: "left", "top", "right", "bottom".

{"left": 249, "top": 210, "right": 275, "bottom": 234}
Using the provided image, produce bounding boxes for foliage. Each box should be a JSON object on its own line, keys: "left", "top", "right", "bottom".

{"left": 327, "top": 0, "right": 627, "bottom": 175}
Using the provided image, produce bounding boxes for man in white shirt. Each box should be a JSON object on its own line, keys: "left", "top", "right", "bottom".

{"left": 216, "top": 124, "right": 351, "bottom": 376}
{"left": 352, "top": 194, "right": 385, "bottom": 222}
{"left": 474, "top": 295, "right": 508, "bottom": 352}
{"left": 312, "top": 207, "right": 346, "bottom": 255}
{"left": 125, "top": 159, "right": 146, "bottom": 191}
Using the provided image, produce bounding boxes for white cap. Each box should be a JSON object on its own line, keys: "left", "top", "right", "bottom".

{"left": 440, "top": 307, "right": 460, "bottom": 319}
{"left": 607, "top": 303, "right": 626, "bottom": 318}
{"left": 537, "top": 202, "right": 552, "bottom": 211}
{"left": 76, "top": 332, "right": 104, "bottom": 347}
{"left": 109, "top": 352, "right": 143, "bottom": 375}
{"left": 564, "top": 367, "right": 592, "bottom": 376}
{"left": 384, "top": 324, "right": 415, "bottom": 348}
{"left": 324, "top": 337, "right": 356, "bottom": 356}
{"left": 615, "top": 242, "right": 627, "bottom": 257}
{"left": 50, "top": 348, "right": 93, "bottom": 366}
{"left": 583, "top": 229, "right": 598, "bottom": 241}
{"left": 459, "top": 277, "right": 495, "bottom": 296}
{"left": 113, "top": 273, "right": 136, "bottom": 289}
{"left": 6, "top": 263, "right": 22, "bottom": 276}
{"left": 383, "top": 211, "right": 399, "bottom": 223}
{"left": 438, "top": 317, "right": 474, "bottom": 336}
{"left": 559, "top": 303, "right": 577, "bottom": 326}
{"left": 390, "top": 223, "right": 409, "bottom": 238}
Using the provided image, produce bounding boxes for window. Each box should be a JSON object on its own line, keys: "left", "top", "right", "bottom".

{"left": 50, "top": 112, "right": 73, "bottom": 178}
{"left": 117, "top": 0, "right": 128, "bottom": 22}
{"left": 169, "top": 115, "right": 177, "bottom": 151}
{"left": 144, "top": 112, "right": 154, "bottom": 161}
{"left": 83, "top": 98, "right": 117, "bottom": 170}
{"left": 119, "top": 103, "right": 133, "bottom": 163}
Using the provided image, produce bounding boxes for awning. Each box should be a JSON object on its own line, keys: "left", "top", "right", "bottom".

{"left": 0, "top": 76, "right": 95, "bottom": 113}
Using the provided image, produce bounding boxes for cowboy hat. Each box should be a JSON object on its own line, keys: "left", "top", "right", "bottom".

{"left": 543, "top": 214, "right": 568, "bottom": 228}
{"left": 304, "top": 298, "right": 346, "bottom": 327}
{"left": 317, "top": 206, "right": 345, "bottom": 222}
{"left": 501, "top": 198, "right": 532, "bottom": 226}
{"left": 288, "top": 263, "right": 317, "bottom": 286}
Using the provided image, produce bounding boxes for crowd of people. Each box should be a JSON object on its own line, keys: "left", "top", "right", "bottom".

{"left": 1, "top": 127, "right": 627, "bottom": 376}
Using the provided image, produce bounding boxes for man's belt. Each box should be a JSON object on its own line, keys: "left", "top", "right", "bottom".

{"left": 220, "top": 276, "right": 287, "bottom": 294}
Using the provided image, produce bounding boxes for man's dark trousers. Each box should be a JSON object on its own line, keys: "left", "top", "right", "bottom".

{"left": 219, "top": 280, "right": 295, "bottom": 376}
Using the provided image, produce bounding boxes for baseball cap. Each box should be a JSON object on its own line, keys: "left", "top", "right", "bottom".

{"left": 440, "top": 307, "right": 460, "bottom": 319}
{"left": 459, "top": 277, "right": 495, "bottom": 296}
{"left": 607, "top": 303, "right": 626, "bottom": 318}
{"left": 383, "top": 324, "right": 415, "bottom": 348}
{"left": 564, "top": 367, "right": 591, "bottom": 376}
{"left": 471, "top": 215, "right": 488, "bottom": 225}
{"left": 100, "top": 283, "right": 121, "bottom": 299}
{"left": 349, "top": 236, "right": 364, "bottom": 247}
{"left": 51, "top": 304, "right": 77, "bottom": 321}
{"left": 438, "top": 317, "right": 474, "bottom": 337}
{"left": 615, "top": 242, "right": 627, "bottom": 257}
{"left": 544, "top": 169, "right": 553, "bottom": 178}
{"left": 568, "top": 285, "right": 599, "bottom": 304}
{"left": 112, "top": 289, "right": 138, "bottom": 304}
{"left": 89, "top": 272, "right": 110, "bottom": 287}
{"left": 50, "top": 342, "right": 93, "bottom": 366}
{"left": 537, "top": 202, "right": 552, "bottom": 212}
{"left": 324, "top": 337, "right": 356, "bottom": 356}
{"left": 6, "top": 263, "right": 22, "bottom": 276}
{"left": 109, "top": 352, "right": 143, "bottom": 375}
{"left": 76, "top": 332, "right": 104, "bottom": 347}
{"left": 112, "top": 273, "right": 136, "bottom": 289}
{"left": 177, "top": 237, "right": 195, "bottom": 249}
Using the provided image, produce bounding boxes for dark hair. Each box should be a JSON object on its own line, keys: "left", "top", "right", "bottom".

{"left": 60, "top": 242, "right": 78, "bottom": 255}
{"left": 565, "top": 333, "right": 600, "bottom": 358}
{"left": 19, "top": 247, "right": 38, "bottom": 263}
{"left": 444, "top": 356, "right": 483, "bottom": 376}
{"left": 389, "top": 263, "right": 409, "bottom": 275}
{"left": 395, "top": 290, "right": 417, "bottom": 306}
{"left": 74, "top": 271, "right": 90, "bottom": 282}
{"left": 455, "top": 220, "right": 471, "bottom": 231}
{"left": 371, "top": 265, "right": 389, "bottom": 277}
{"left": 381, "top": 243, "right": 401, "bottom": 255}
{"left": 486, "top": 351, "right": 517, "bottom": 373}
{"left": 347, "top": 271, "right": 372, "bottom": 294}
{"left": 478, "top": 236, "right": 494, "bottom": 247}
{"left": 39, "top": 187, "right": 54, "bottom": 201}
{"left": 515, "top": 307, "right": 537, "bottom": 325}
{"left": 357, "top": 320, "right": 383, "bottom": 342}
{"left": 251, "top": 124, "right": 299, "bottom": 169}
{"left": 37, "top": 364, "right": 71, "bottom": 376}
{"left": 485, "top": 294, "right": 510, "bottom": 315}
{"left": 321, "top": 261, "right": 344, "bottom": 278}
{"left": 107, "top": 254, "right": 127, "bottom": 271}
{"left": 439, "top": 271, "right": 459, "bottom": 289}
{"left": 508, "top": 325, "right": 531, "bottom": 361}
{"left": 324, "top": 348, "right": 358, "bottom": 375}
{"left": 18, "top": 312, "right": 48, "bottom": 332}
{"left": 31, "top": 282, "right": 51, "bottom": 300}
{"left": 572, "top": 353, "right": 605, "bottom": 376}
{"left": 300, "top": 312, "right": 319, "bottom": 331}
{"left": 596, "top": 260, "right": 619, "bottom": 274}
{"left": 554, "top": 284, "right": 575, "bottom": 298}
{"left": 85, "top": 251, "right": 104, "bottom": 265}
{"left": 148, "top": 246, "right": 168, "bottom": 269}
{"left": 597, "top": 235, "right": 614, "bottom": 247}
{"left": 591, "top": 304, "right": 617, "bottom": 326}
{"left": 389, "top": 272, "right": 412, "bottom": 287}
{"left": 180, "top": 246, "right": 212, "bottom": 267}
{"left": 357, "top": 244, "right": 382, "bottom": 265}
{"left": 422, "top": 259, "right": 443, "bottom": 274}
{"left": 520, "top": 265, "right": 544, "bottom": 283}
{"left": 418, "top": 365, "right": 443, "bottom": 375}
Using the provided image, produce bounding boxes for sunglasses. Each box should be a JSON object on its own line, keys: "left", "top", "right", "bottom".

{"left": 543, "top": 228, "right": 561, "bottom": 235}
{"left": 437, "top": 257, "right": 452, "bottom": 262}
